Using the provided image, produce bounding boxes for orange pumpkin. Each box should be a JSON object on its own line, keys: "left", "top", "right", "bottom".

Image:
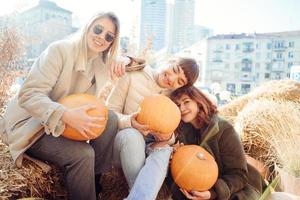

{"left": 59, "top": 94, "right": 108, "bottom": 141}
{"left": 136, "top": 94, "right": 181, "bottom": 135}
{"left": 171, "top": 145, "right": 218, "bottom": 192}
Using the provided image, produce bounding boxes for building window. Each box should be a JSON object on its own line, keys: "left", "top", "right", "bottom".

{"left": 241, "top": 84, "right": 251, "bottom": 94}
{"left": 225, "top": 53, "right": 230, "bottom": 59}
{"left": 235, "top": 44, "right": 240, "bottom": 50}
{"left": 277, "top": 53, "right": 283, "bottom": 59}
{"left": 267, "top": 43, "right": 272, "bottom": 49}
{"left": 265, "top": 73, "right": 270, "bottom": 78}
{"left": 265, "top": 63, "right": 272, "bottom": 70}
{"left": 227, "top": 83, "right": 236, "bottom": 93}
{"left": 235, "top": 63, "right": 240, "bottom": 70}
{"left": 256, "top": 52, "right": 260, "bottom": 60}
{"left": 256, "top": 73, "right": 260, "bottom": 79}
{"left": 288, "top": 62, "right": 293, "bottom": 68}
{"left": 243, "top": 42, "right": 254, "bottom": 52}
{"left": 287, "top": 73, "right": 290, "bottom": 78}
{"left": 267, "top": 52, "right": 272, "bottom": 59}
{"left": 289, "top": 41, "right": 295, "bottom": 48}
{"left": 274, "top": 41, "right": 284, "bottom": 49}
{"left": 226, "top": 44, "right": 230, "bottom": 50}
{"left": 256, "top": 43, "right": 260, "bottom": 49}
{"left": 255, "top": 63, "right": 260, "bottom": 69}
{"left": 288, "top": 52, "right": 294, "bottom": 58}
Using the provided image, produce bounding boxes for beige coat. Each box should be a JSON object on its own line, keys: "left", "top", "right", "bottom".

{"left": 0, "top": 39, "right": 111, "bottom": 167}
{"left": 107, "top": 67, "right": 169, "bottom": 129}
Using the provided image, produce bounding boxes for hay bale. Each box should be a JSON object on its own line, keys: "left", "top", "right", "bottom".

{"left": 1, "top": 140, "right": 171, "bottom": 200}
{"left": 99, "top": 169, "right": 171, "bottom": 200}
{"left": 219, "top": 80, "right": 300, "bottom": 124}
{"left": 235, "top": 100, "right": 300, "bottom": 179}
{"left": 0, "top": 140, "right": 67, "bottom": 200}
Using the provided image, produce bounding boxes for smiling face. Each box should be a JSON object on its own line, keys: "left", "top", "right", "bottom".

{"left": 157, "top": 64, "right": 188, "bottom": 90}
{"left": 175, "top": 94, "right": 199, "bottom": 124}
{"left": 87, "top": 17, "right": 116, "bottom": 55}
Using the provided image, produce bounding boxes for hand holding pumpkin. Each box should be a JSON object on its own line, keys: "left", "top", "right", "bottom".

{"left": 180, "top": 189, "right": 211, "bottom": 200}
{"left": 61, "top": 104, "right": 106, "bottom": 139}
{"left": 152, "top": 131, "right": 173, "bottom": 142}
{"left": 131, "top": 113, "right": 152, "bottom": 136}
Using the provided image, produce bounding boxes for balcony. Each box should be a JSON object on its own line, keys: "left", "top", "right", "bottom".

{"left": 240, "top": 73, "right": 253, "bottom": 82}
{"left": 273, "top": 46, "right": 287, "bottom": 52}
{"left": 213, "top": 49, "right": 223, "bottom": 53}
{"left": 212, "top": 59, "right": 223, "bottom": 63}
{"left": 271, "top": 65, "right": 285, "bottom": 72}
{"left": 273, "top": 58, "right": 285, "bottom": 62}
{"left": 243, "top": 48, "right": 254, "bottom": 53}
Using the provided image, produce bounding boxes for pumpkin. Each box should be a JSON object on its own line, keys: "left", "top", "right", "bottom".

{"left": 136, "top": 94, "right": 181, "bottom": 135}
{"left": 171, "top": 145, "right": 218, "bottom": 192}
{"left": 58, "top": 94, "right": 108, "bottom": 141}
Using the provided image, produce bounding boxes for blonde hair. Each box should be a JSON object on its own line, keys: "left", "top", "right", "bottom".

{"left": 72, "top": 12, "right": 120, "bottom": 68}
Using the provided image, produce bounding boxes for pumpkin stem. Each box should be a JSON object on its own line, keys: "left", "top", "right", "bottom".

{"left": 196, "top": 152, "right": 206, "bottom": 160}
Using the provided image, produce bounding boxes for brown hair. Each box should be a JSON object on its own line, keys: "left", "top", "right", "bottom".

{"left": 170, "top": 85, "right": 217, "bottom": 128}
{"left": 176, "top": 58, "right": 200, "bottom": 86}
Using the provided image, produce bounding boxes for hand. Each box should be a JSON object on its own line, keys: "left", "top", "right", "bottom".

{"left": 180, "top": 189, "right": 211, "bottom": 200}
{"left": 149, "top": 141, "right": 170, "bottom": 149}
{"left": 110, "top": 56, "right": 131, "bottom": 80}
{"left": 170, "top": 141, "right": 184, "bottom": 162}
{"left": 152, "top": 132, "right": 172, "bottom": 142}
{"left": 61, "top": 104, "right": 106, "bottom": 139}
{"left": 172, "top": 141, "right": 184, "bottom": 152}
{"left": 131, "top": 113, "right": 152, "bottom": 136}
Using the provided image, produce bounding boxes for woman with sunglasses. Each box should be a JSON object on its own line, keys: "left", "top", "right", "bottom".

{"left": 1, "top": 12, "right": 130, "bottom": 200}
{"left": 167, "top": 86, "right": 266, "bottom": 200}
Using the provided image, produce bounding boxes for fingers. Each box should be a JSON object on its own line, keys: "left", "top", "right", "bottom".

{"left": 180, "top": 188, "right": 195, "bottom": 199}
{"left": 83, "top": 127, "right": 98, "bottom": 138}
{"left": 111, "top": 59, "right": 127, "bottom": 79}
{"left": 90, "top": 116, "right": 107, "bottom": 123}
{"left": 81, "top": 104, "right": 97, "bottom": 112}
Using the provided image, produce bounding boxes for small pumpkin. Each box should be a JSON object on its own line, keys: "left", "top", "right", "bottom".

{"left": 171, "top": 145, "right": 218, "bottom": 192}
{"left": 136, "top": 94, "right": 181, "bottom": 135}
{"left": 59, "top": 94, "right": 108, "bottom": 141}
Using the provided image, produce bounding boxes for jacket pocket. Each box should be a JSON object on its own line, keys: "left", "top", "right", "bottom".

{"left": 10, "top": 116, "right": 32, "bottom": 132}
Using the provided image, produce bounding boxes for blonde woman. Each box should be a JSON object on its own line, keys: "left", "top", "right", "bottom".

{"left": 1, "top": 12, "right": 129, "bottom": 200}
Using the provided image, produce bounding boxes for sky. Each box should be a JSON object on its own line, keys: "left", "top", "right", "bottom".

{"left": 0, "top": 0, "right": 300, "bottom": 36}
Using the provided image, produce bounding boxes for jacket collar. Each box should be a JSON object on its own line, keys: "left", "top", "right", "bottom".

{"left": 200, "top": 115, "right": 219, "bottom": 146}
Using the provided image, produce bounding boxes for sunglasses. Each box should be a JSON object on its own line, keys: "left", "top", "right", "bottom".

{"left": 93, "top": 25, "right": 115, "bottom": 43}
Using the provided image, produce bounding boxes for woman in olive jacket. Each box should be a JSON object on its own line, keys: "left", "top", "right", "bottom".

{"left": 167, "top": 86, "right": 266, "bottom": 200}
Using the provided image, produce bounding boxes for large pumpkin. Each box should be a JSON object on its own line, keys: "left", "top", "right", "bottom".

{"left": 136, "top": 94, "right": 181, "bottom": 135}
{"left": 58, "top": 94, "right": 108, "bottom": 141}
{"left": 171, "top": 145, "right": 218, "bottom": 192}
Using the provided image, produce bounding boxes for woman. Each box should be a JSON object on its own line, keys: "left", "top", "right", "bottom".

{"left": 108, "top": 58, "right": 199, "bottom": 200}
{"left": 1, "top": 12, "right": 129, "bottom": 200}
{"left": 168, "top": 86, "right": 266, "bottom": 200}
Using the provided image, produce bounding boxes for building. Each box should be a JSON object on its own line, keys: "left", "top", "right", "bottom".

{"left": 168, "top": 0, "right": 195, "bottom": 53}
{"left": 15, "top": 0, "right": 73, "bottom": 59}
{"left": 175, "top": 30, "right": 300, "bottom": 95}
{"left": 140, "top": 0, "right": 167, "bottom": 51}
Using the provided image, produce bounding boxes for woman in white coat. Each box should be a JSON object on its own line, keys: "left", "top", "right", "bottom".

{"left": 1, "top": 12, "right": 129, "bottom": 200}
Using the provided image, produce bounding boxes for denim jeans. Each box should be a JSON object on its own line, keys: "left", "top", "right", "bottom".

{"left": 113, "top": 128, "right": 173, "bottom": 200}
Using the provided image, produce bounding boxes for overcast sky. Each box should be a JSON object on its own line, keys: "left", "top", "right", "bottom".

{"left": 1, "top": 0, "right": 299, "bottom": 36}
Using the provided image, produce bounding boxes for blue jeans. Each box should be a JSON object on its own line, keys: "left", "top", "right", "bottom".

{"left": 113, "top": 128, "right": 173, "bottom": 200}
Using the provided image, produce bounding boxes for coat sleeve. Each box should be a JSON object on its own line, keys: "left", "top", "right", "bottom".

{"left": 107, "top": 74, "right": 133, "bottom": 129}
{"left": 18, "top": 42, "right": 66, "bottom": 137}
{"left": 213, "top": 122, "right": 248, "bottom": 200}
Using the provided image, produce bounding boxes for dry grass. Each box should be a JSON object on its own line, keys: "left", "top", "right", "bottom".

{"left": 235, "top": 100, "right": 300, "bottom": 179}
{"left": 219, "top": 80, "right": 300, "bottom": 125}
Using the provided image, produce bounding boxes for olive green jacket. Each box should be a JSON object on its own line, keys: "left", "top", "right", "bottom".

{"left": 176, "top": 115, "right": 266, "bottom": 200}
